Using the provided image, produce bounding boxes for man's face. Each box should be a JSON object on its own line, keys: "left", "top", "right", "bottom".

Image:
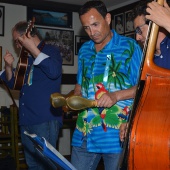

{"left": 12, "top": 30, "right": 23, "bottom": 49}
{"left": 134, "top": 15, "right": 148, "bottom": 46}
{"left": 80, "top": 8, "right": 111, "bottom": 44}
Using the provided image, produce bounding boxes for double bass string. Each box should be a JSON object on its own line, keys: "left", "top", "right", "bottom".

{"left": 120, "top": 20, "right": 152, "bottom": 146}
{"left": 119, "top": 20, "right": 153, "bottom": 168}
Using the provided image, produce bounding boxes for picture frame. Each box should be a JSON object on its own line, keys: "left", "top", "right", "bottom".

{"left": 27, "top": 7, "right": 72, "bottom": 28}
{"left": 75, "top": 35, "right": 90, "bottom": 55}
{"left": 0, "top": 46, "right": 2, "bottom": 71}
{"left": 0, "top": 6, "right": 5, "bottom": 36}
{"left": 125, "top": 10, "right": 134, "bottom": 33}
{"left": 114, "top": 13, "right": 124, "bottom": 34}
{"left": 110, "top": 1, "right": 139, "bottom": 36}
{"left": 37, "top": 27, "right": 74, "bottom": 66}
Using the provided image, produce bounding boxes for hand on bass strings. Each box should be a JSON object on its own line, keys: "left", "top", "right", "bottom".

{"left": 146, "top": 0, "right": 170, "bottom": 32}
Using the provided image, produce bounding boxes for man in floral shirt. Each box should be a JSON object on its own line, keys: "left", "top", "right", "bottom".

{"left": 71, "top": 1, "right": 142, "bottom": 170}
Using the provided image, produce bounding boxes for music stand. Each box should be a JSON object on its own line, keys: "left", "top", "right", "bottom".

{"left": 24, "top": 131, "right": 77, "bottom": 170}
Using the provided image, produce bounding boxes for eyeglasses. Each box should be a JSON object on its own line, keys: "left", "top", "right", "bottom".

{"left": 14, "top": 39, "right": 20, "bottom": 45}
{"left": 135, "top": 23, "right": 146, "bottom": 35}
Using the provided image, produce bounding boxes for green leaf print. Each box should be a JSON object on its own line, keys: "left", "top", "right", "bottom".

{"left": 81, "top": 59, "right": 90, "bottom": 96}
{"left": 104, "top": 105, "right": 122, "bottom": 129}
{"left": 76, "top": 110, "right": 87, "bottom": 130}
{"left": 107, "top": 53, "right": 130, "bottom": 90}
{"left": 91, "top": 116, "right": 102, "bottom": 127}
{"left": 123, "top": 40, "right": 135, "bottom": 66}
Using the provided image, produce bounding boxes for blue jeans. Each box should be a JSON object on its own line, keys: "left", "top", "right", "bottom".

{"left": 71, "top": 139, "right": 121, "bottom": 170}
{"left": 20, "top": 120, "right": 60, "bottom": 170}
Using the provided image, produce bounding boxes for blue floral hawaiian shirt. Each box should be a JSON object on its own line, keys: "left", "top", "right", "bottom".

{"left": 72, "top": 30, "right": 142, "bottom": 153}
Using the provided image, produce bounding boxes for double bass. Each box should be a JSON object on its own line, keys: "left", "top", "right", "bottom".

{"left": 120, "top": 0, "right": 170, "bottom": 169}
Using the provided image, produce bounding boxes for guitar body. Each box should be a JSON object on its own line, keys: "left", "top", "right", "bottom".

{"left": 13, "top": 18, "right": 35, "bottom": 91}
{"left": 13, "top": 48, "right": 28, "bottom": 90}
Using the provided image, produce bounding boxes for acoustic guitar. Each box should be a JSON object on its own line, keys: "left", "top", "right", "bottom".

{"left": 13, "top": 18, "right": 35, "bottom": 90}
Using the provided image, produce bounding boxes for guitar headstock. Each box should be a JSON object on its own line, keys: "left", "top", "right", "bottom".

{"left": 26, "top": 17, "right": 35, "bottom": 37}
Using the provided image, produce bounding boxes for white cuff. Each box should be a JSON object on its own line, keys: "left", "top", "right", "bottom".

{"left": 33, "top": 52, "right": 49, "bottom": 65}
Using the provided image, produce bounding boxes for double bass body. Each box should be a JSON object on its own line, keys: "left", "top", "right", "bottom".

{"left": 128, "top": 73, "right": 170, "bottom": 169}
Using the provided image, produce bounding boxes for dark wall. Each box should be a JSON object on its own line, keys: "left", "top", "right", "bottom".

{"left": 0, "top": 0, "right": 80, "bottom": 12}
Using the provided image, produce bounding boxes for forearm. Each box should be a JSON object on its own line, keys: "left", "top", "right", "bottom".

{"left": 162, "top": 19, "right": 170, "bottom": 32}
{"left": 97, "top": 86, "right": 137, "bottom": 108}
{"left": 5, "top": 65, "right": 13, "bottom": 81}
{"left": 30, "top": 48, "right": 41, "bottom": 58}
{"left": 113, "top": 86, "right": 137, "bottom": 102}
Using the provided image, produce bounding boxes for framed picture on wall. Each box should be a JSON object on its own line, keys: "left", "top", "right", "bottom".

{"left": 27, "top": 7, "right": 72, "bottom": 28}
{"left": 0, "top": 6, "right": 4, "bottom": 36}
{"left": 114, "top": 13, "right": 124, "bottom": 34}
{"left": 75, "top": 35, "right": 90, "bottom": 55}
{"left": 37, "top": 27, "right": 74, "bottom": 65}
{"left": 0, "top": 46, "right": 2, "bottom": 70}
{"left": 125, "top": 10, "right": 134, "bottom": 33}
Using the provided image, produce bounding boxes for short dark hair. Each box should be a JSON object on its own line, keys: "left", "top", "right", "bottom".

{"left": 12, "top": 20, "right": 42, "bottom": 39}
{"left": 132, "top": 0, "right": 152, "bottom": 24}
{"left": 79, "top": 0, "right": 107, "bottom": 18}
